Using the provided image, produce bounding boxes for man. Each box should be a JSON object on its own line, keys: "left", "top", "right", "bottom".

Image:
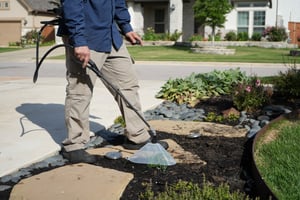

{"left": 57, "top": 0, "right": 167, "bottom": 163}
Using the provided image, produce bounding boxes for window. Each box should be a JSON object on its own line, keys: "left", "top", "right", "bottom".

{"left": 237, "top": 11, "right": 249, "bottom": 33}
{"left": 154, "top": 9, "right": 165, "bottom": 33}
{"left": 253, "top": 11, "right": 265, "bottom": 34}
{"left": 0, "top": 0, "right": 10, "bottom": 10}
{"left": 236, "top": 2, "right": 251, "bottom": 7}
{"left": 253, "top": 2, "right": 268, "bottom": 7}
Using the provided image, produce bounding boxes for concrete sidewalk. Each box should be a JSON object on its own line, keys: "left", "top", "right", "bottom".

{"left": 0, "top": 47, "right": 164, "bottom": 178}
{"left": 0, "top": 77, "right": 164, "bottom": 177}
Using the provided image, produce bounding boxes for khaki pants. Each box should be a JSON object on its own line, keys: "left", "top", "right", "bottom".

{"left": 62, "top": 42, "right": 150, "bottom": 152}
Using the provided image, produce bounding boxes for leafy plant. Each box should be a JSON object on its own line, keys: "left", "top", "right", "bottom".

{"left": 237, "top": 32, "right": 249, "bottom": 41}
{"left": 232, "top": 77, "right": 271, "bottom": 113}
{"left": 156, "top": 68, "right": 249, "bottom": 106}
{"left": 189, "top": 34, "right": 203, "bottom": 41}
{"left": 167, "top": 30, "right": 182, "bottom": 41}
{"left": 140, "top": 179, "right": 250, "bottom": 200}
{"left": 143, "top": 27, "right": 161, "bottom": 41}
{"left": 251, "top": 32, "right": 262, "bottom": 41}
{"left": 114, "top": 115, "right": 125, "bottom": 127}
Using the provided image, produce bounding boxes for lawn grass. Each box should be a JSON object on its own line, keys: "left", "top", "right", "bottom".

{"left": 127, "top": 46, "right": 300, "bottom": 63}
{"left": 254, "top": 120, "right": 300, "bottom": 199}
{"left": 0, "top": 47, "right": 23, "bottom": 53}
{"left": 2, "top": 45, "right": 299, "bottom": 64}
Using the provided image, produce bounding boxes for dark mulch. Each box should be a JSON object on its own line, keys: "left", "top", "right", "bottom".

{"left": 118, "top": 131, "right": 248, "bottom": 199}
{"left": 1, "top": 94, "right": 298, "bottom": 200}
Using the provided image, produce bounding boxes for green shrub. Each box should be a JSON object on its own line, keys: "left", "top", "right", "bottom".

{"left": 22, "top": 30, "right": 40, "bottom": 45}
{"left": 139, "top": 179, "right": 250, "bottom": 200}
{"left": 167, "top": 30, "right": 182, "bottom": 41}
{"left": 143, "top": 27, "right": 161, "bottom": 41}
{"left": 189, "top": 34, "right": 203, "bottom": 41}
{"left": 225, "top": 31, "right": 237, "bottom": 41}
{"left": 237, "top": 32, "right": 249, "bottom": 41}
{"left": 143, "top": 27, "right": 182, "bottom": 41}
{"left": 274, "top": 65, "right": 300, "bottom": 97}
{"left": 263, "top": 26, "right": 288, "bottom": 42}
{"left": 251, "top": 32, "right": 262, "bottom": 41}
{"left": 208, "top": 35, "right": 222, "bottom": 41}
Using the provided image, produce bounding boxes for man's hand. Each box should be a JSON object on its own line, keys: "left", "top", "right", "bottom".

{"left": 74, "top": 46, "right": 90, "bottom": 68}
{"left": 125, "top": 31, "right": 143, "bottom": 45}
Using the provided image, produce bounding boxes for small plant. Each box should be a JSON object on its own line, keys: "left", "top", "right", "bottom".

{"left": 140, "top": 179, "right": 251, "bottom": 200}
{"left": 113, "top": 115, "right": 126, "bottom": 127}
{"left": 232, "top": 77, "right": 271, "bottom": 113}
{"left": 237, "top": 32, "right": 249, "bottom": 41}
{"left": 205, "top": 112, "right": 218, "bottom": 122}
{"left": 143, "top": 27, "right": 161, "bottom": 41}
{"left": 189, "top": 34, "right": 203, "bottom": 41}
{"left": 167, "top": 30, "right": 182, "bottom": 41}
{"left": 251, "top": 32, "right": 262, "bottom": 41}
{"left": 225, "top": 31, "right": 237, "bottom": 41}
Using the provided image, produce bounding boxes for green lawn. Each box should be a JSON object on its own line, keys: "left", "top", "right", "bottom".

{"left": 1, "top": 45, "right": 299, "bottom": 64}
{"left": 0, "top": 47, "right": 23, "bottom": 53}
{"left": 127, "top": 46, "right": 300, "bottom": 63}
{"left": 254, "top": 120, "right": 300, "bottom": 199}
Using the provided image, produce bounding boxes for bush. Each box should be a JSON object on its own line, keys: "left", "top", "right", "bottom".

{"left": 251, "top": 32, "right": 262, "bottom": 41}
{"left": 274, "top": 65, "right": 300, "bottom": 98}
{"left": 232, "top": 77, "right": 271, "bottom": 113}
{"left": 189, "top": 34, "right": 203, "bottom": 41}
{"left": 263, "top": 26, "right": 288, "bottom": 42}
{"left": 22, "top": 30, "right": 40, "bottom": 45}
{"left": 167, "top": 30, "right": 182, "bottom": 41}
{"left": 237, "top": 32, "right": 249, "bottom": 41}
{"left": 224, "top": 31, "right": 237, "bottom": 41}
{"left": 143, "top": 27, "right": 161, "bottom": 41}
{"left": 143, "top": 27, "right": 182, "bottom": 41}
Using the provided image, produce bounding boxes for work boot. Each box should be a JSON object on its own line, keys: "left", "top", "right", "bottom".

{"left": 122, "top": 138, "right": 169, "bottom": 150}
{"left": 61, "top": 149, "right": 97, "bottom": 164}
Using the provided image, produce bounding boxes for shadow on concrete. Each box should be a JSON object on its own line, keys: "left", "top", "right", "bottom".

{"left": 16, "top": 103, "right": 106, "bottom": 145}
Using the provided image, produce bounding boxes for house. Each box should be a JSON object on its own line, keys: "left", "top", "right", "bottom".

{"left": 0, "top": 0, "right": 56, "bottom": 46}
{"left": 1, "top": 0, "right": 299, "bottom": 46}
{"left": 128, "top": 0, "right": 300, "bottom": 44}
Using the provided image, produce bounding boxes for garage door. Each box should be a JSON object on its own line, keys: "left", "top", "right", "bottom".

{"left": 0, "top": 20, "right": 21, "bottom": 46}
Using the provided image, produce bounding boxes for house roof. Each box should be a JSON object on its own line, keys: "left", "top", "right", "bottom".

{"left": 17, "top": 0, "right": 57, "bottom": 15}
{"left": 230, "top": 0, "right": 272, "bottom": 8}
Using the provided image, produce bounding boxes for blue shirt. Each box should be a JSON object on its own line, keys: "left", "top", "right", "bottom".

{"left": 57, "top": 0, "right": 133, "bottom": 52}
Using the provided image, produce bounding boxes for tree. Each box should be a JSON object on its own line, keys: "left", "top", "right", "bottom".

{"left": 193, "top": 0, "right": 233, "bottom": 43}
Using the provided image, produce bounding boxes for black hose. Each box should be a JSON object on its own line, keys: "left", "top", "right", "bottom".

{"left": 34, "top": 39, "right": 157, "bottom": 141}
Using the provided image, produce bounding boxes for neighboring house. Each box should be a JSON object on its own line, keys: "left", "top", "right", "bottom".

{"left": 0, "top": 0, "right": 56, "bottom": 46}
{"left": 127, "top": 0, "right": 195, "bottom": 42}
{"left": 128, "top": 0, "right": 300, "bottom": 44}
{"left": 1, "top": 0, "right": 299, "bottom": 46}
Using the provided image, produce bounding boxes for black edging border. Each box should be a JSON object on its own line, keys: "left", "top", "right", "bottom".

{"left": 251, "top": 109, "right": 300, "bottom": 199}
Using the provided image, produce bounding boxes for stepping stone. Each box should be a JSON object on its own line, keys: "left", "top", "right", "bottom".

{"left": 10, "top": 163, "right": 133, "bottom": 200}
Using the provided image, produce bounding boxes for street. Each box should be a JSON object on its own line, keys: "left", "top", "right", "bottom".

{"left": 0, "top": 60, "right": 288, "bottom": 81}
